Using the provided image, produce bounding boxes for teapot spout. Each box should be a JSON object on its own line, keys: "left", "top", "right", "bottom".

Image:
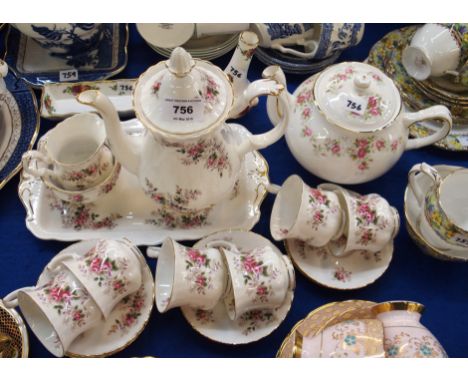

{"left": 262, "top": 65, "right": 293, "bottom": 126}
{"left": 77, "top": 90, "right": 140, "bottom": 176}
{"left": 225, "top": 31, "right": 259, "bottom": 118}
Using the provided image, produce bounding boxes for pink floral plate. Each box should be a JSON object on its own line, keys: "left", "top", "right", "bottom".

{"left": 285, "top": 240, "right": 393, "bottom": 290}
{"left": 181, "top": 230, "right": 295, "bottom": 345}
{"left": 18, "top": 121, "right": 269, "bottom": 245}
{"left": 36, "top": 239, "right": 154, "bottom": 357}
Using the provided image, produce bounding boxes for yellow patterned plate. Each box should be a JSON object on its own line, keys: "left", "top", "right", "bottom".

{"left": 277, "top": 300, "right": 376, "bottom": 357}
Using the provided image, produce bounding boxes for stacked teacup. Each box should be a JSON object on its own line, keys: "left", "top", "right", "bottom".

{"left": 152, "top": 237, "right": 295, "bottom": 319}
{"left": 22, "top": 113, "right": 121, "bottom": 205}
{"left": 3, "top": 239, "right": 143, "bottom": 357}
{"left": 270, "top": 175, "right": 399, "bottom": 258}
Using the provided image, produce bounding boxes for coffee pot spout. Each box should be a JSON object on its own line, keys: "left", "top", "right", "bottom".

{"left": 77, "top": 90, "right": 140, "bottom": 175}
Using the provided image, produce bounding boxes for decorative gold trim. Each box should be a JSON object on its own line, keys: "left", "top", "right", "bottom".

{"left": 292, "top": 332, "right": 303, "bottom": 358}
{"left": 0, "top": 75, "right": 40, "bottom": 191}
{"left": 371, "top": 301, "right": 425, "bottom": 315}
{"left": 0, "top": 300, "right": 29, "bottom": 357}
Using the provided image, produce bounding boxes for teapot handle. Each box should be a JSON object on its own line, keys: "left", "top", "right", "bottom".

{"left": 236, "top": 78, "right": 290, "bottom": 158}
{"left": 403, "top": 105, "right": 452, "bottom": 151}
{"left": 408, "top": 162, "right": 441, "bottom": 204}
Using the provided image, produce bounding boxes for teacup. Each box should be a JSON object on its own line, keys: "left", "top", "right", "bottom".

{"left": 22, "top": 113, "right": 113, "bottom": 191}
{"left": 409, "top": 162, "right": 468, "bottom": 249}
{"left": 251, "top": 23, "right": 364, "bottom": 59}
{"left": 46, "top": 239, "right": 143, "bottom": 319}
{"left": 12, "top": 23, "right": 103, "bottom": 55}
{"left": 151, "top": 238, "right": 228, "bottom": 312}
{"left": 294, "top": 319, "right": 385, "bottom": 358}
{"left": 4, "top": 269, "right": 102, "bottom": 357}
{"left": 212, "top": 240, "right": 295, "bottom": 320}
{"left": 328, "top": 190, "right": 399, "bottom": 257}
{"left": 402, "top": 23, "right": 461, "bottom": 81}
{"left": 270, "top": 175, "right": 344, "bottom": 247}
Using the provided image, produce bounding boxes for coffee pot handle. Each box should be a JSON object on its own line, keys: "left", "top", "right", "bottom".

{"left": 403, "top": 105, "right": 452, "bottom": 150}
{"left": 408, "top": 162, "right": 442, "bottom": 204}
{"left": 235, "top": 77, "right": 290, "bottom": 158}
{"left": 21, "top": 151, "right": 55, "bottom": 180}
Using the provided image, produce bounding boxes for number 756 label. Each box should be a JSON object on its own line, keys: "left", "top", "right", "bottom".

{"left": 343, "top": 95, "right": 366, "bottom": 116}
{"left": 163, "top": 98, "right": 203, "bottom": 122}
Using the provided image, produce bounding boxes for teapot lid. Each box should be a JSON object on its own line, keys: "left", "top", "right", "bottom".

{"left": 133, "top": 47, "right": 233, "bottom": 137}
{"left": 314, "top": 62, "right": 401, "bottom": 133}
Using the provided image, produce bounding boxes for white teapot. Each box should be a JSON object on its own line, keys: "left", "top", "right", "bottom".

{"left": 263, "top": 62, "right": 452, "bottom": 184}
{"left": 78, "top": 47, "right": 288, "bottom": 225}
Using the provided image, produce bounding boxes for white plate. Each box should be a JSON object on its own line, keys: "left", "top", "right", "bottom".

{"left": 181, "top": 230, "right": 294, "bottom": 345}
{"left": 36, "top": 239, "right": 154, "bottom": 357}
{"left": 41, "top": 79, "right": 136, "bottom": 119}
{"left": 404, "top": 164, "right": 468, "bottom": 261}
{"left": 18, "top": 122, "right": 269, "bottom": 245}
{"left": 285, "top": 239, "right": 393, "bottom": 290}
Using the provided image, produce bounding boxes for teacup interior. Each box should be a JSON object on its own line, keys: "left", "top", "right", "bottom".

{"left": 440, "top": 171, "right": 468, "bottom": 229}
{"left": 155, "top": 238, "right": 175, "bottom": 312}
{"left": 18, "top": 292, "right": 63, "bottom": 357}
{"left": 46, "top": 113, "right": 106, "bottom": 165}
{"left": 270, "top": 175, "right": 303, "bottom": 240}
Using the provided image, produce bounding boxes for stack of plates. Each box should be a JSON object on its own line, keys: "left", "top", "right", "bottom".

{"left": 143, "top": 32, "right": 239, "bottom": 60}
{"left": 254, "top": 46, "right": 341, "bottom": 75}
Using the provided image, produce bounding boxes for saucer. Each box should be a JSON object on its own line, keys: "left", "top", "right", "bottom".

{"left": 181, "top": 230, "right": 294, "bottom": 345}
{"left": 404, "top": 164, "right": 468, "bottom": 262}
{"left": 0, "top": 68, "right": 39, "bottom": 190}
{"left": 41, "top": 78, "right": 136, "bottom": 119}
{"left": 368, "top": 26, "right": 468, "bottom": 150}
{"left": 19, "top": 122, "right": 270, "bottom": 245}
{"left": 0, "top": 299, "right": 29, "bottom": 357}
{"left": 277, "top": 300, "right": 376, "bottom": 357}
{"left": 255, "top": 46, "right": 341, "bottom": 74}
{"left": 285, "top": 240, "right": 393, "bottom": 290}
{"left": 36, "top": 239, "right": 154, "bottom": 357}
{"left": 4, "top": 24, "right": 128, "bottom": 88}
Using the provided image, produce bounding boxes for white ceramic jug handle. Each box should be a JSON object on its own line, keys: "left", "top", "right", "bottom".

{"left": 236, "top": 78, "right": 290, "bottom": 157}
{"left": 2, "top": 287, "right": 35, "bottom": 309}
{"left": 205, "top": 240, "right": 239, "bottom": 252}
{"left": 21, "top": 151, "right": 55, "bottom": 179}
{"left": 403, "top": 105, "right": 452, "bottom": 150}
{"left": 271, "top": 41, "right": 318, "bottom": 59}
{"left": 408, "top": 162, "right": 441, "bottom": 204}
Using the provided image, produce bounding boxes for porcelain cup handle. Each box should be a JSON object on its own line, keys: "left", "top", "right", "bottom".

{"left": 266, "top": 183, "right": 281, "bottom": 195}
{"left": 205, "top": 240, "right": 239, "bottom": 253}
{"left": 235, "top": 77, "right": 290, "bottom": 157}
{"left": 46, "top": 252, "right": 76, "bottom": 272}
{"left": 403, "top": 105, "right": 452, "bottom": 150}
{"left": 271, "top": 40, "right": 318, "bottom": 59}
{"left": 2, "top": 287, "right": 35, "bottom": 309}
{"left": 21, "top": 151, "right": 55, "bottom": 180}
{"left": 408, "top": 162, "right": 441, "bottom": 204}
{"left": 146, "top": 246, "right": 161, "bottom": 259}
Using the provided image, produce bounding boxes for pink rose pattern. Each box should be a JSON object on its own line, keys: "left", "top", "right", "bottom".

{"left": 307, "top": 187, "right": 338, "bottom": 231}
{"left": 161, "top": 137, "right": 232, "bottom": 178}
{"left": 333, "top": 266, "right": 352, "bottom": 282}
{"left": 183, "top": 247, "right": 222, "bottom": 295}
{"left": 36, "top": 272, "right": 92, "bottom": 329}
{"left": 77, "top": 241, "right": 130, "bottom": 299}
{"left": 107, "top": 287, "right": 146, "bottom": 335}
{"left": 62, "top": 160, "right": 110, "bottom": 190}
{"left": 234, "top": 248, "right": 279, "bottom": 305}
{"left": 353, "top": 195, "right": 389, "bottom": 247}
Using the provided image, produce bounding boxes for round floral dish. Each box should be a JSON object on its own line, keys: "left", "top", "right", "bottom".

{"left": 181, "top": 230, "right": 294, "bottom": 345}
{"left": 368, "top": 26, "right": 468, "bottom": 151}
{"left": 36, "top": 239, "right": 154, "bottom": 357}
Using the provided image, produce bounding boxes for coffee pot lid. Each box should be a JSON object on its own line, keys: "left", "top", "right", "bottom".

{"left": 314, "top": 62, "right": 401, "bottom": 133}
{"left": 134, "top": 47, "right": 232, "bottom": 137}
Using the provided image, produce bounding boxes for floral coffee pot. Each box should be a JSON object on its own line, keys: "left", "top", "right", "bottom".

{"left": 263, "top": 62, "right": 452, "bottom": 184}
{"left": 78, "top": 47, "right": 288, "bottom": 225}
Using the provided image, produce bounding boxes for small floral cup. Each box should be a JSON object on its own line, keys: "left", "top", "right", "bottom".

{"left": 46, "top": 239, "right": 143, "bottom": 320}
{"left": 328, "top": 190, "right": 399, "bottom": 256}
{"left": 22, "top": 113, "right": 113, "bottom": 191}
{"left": 4, "top": 269, "right": 102, "bottom": 357}
{"left": 214, "top": 240, "right": 295, "bottom": 320}
{"left": 150, "top": 238, "right": 228, "bottom": 313}
{"left": 270, "top": 175, "right": 344, "bottom": 247}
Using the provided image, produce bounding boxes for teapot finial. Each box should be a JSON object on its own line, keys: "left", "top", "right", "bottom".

{"left": 167, "top": 47, "right": 195, "bottom": 77}
{"left": 353, "top": 73, "right": 371, "bottom": 90}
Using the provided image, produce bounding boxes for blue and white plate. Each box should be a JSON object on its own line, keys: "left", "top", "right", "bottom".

{"left": 0, "top": 68, "right": 39, "bottom": 190}
{"left": 3, "top": 24, "right": 128, "bottom": 88}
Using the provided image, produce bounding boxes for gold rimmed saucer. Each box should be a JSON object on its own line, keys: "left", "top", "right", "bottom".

{"left": 277, "top": 300, "right": 376, "bottom": 357}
